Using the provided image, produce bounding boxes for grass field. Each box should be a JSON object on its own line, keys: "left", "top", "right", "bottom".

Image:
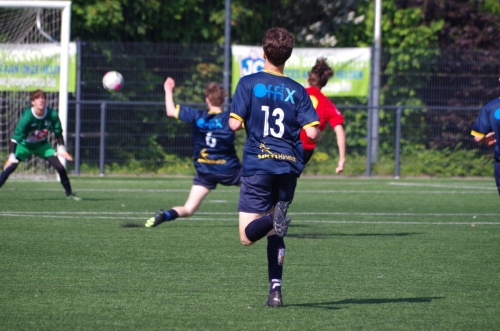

{"left": 1, "top": 176, "right": 500, "bottom": 330}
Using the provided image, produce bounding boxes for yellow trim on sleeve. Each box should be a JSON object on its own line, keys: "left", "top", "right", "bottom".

{"left": 303, "top": 121, "right": 320, "bottom": 128}
{"left": 230, "top": 113, "right": 244, "bottom": 122}
{"left": 174, "top": 104, "right": 180, "bottom": 119}
{"left": 471, "top": 130, "right": 485, "bottom": 138}
{"left": 310, "top": 95, "right": 319, "bottom": 109}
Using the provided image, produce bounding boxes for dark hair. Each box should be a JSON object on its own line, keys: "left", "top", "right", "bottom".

{"left": 30, "top": 89, "right": 46, "bottom": 101}
{"left": 204, "top": 82, "right": 227, "bottom": 107}
{"left": 262, "top": 27, "right": 294, "bottom": 67}
{"left": 308, "top": 57, "right": 334, "bottom": 89}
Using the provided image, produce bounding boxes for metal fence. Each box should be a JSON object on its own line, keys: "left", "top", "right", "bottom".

{"left": 2, "top": 42, "right": 500, "bottom": 177}
{"left": 61, "top": 100, "right": 493, "bottom": 177}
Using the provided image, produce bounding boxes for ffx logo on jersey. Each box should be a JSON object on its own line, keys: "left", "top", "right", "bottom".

{"left": 253, "top": 83, "right": 296, "bottom": 104}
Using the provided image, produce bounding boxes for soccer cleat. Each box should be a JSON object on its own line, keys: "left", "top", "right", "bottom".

{"left": 273, "top": 201, "right": 291, "bottom": 237}
{"left": 145, "top": 209, "right": 166, "bottom": 228}
{"left": 265, "top": 291, "right": 283, "bottom": 307}
{"left": 66, "top": 193, "right": 82, "bottom": 201}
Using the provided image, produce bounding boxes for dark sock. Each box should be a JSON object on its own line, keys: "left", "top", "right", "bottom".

{"left": 165, "top": 209, "right": 179, "bottom": 221}
{"left": 268, "top": 235, "right": 285, "bottom": 293}
{"left": 0, "top": 162, "right": 18, "bottom": 188}
{"left": 47, "top": 156, "right": 72, "bottom": 195}
{"left": 244, "top": 213, "right": 273, "bottom": 242}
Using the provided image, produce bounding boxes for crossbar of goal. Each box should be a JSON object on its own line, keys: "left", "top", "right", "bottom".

{"left": 1, "top": 1, "right": 72, "bottom": 164}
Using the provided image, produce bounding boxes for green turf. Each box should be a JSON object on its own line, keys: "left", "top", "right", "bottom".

{"left": 1, "top": 176, "right": 499, "bottom": 330}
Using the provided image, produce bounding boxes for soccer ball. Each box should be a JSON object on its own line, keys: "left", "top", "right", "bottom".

{"left": 102, "top": 71, "right": 124, "bottom": 91}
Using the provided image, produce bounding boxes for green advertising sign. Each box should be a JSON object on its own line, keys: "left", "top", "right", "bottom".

{"left": 0, "top": 43, "right": 77, "bottom": 92}
{"left": 231, "top": 46, "right": 371, "bottom": 97}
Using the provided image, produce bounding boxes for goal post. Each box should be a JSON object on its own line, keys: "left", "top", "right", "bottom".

{"left": 0, "top": 1, "right": 72, "bottom": 174}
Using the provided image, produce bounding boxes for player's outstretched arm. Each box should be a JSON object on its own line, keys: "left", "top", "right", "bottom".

{"left": 334, "top": 124, "right": 346, "bottom": 174}
{"left": 57, "top": 146, "right": 73, "bottom": 161}
{"left": 4, "top": 141, "right": 19, "bottom": 170}
{"left": 55, "top": 136, "right": 73, "bottom": 161}
{"left": 164, "top": 77, "right": 177, "bottom": 118}
{"left": 3, "top": 153, "right": 19, "bottom": 170}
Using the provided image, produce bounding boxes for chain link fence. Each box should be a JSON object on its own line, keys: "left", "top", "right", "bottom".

{"left": 2, "top": 43, "right": 500, "bottom": 177}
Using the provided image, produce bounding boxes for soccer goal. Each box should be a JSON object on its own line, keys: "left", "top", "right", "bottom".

{"left": 0, "top": 1, "right": 71, "bottom": 177}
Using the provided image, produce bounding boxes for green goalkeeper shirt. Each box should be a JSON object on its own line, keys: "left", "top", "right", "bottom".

{"left": 12, "top": 107, "right": 63, "bottom": 150}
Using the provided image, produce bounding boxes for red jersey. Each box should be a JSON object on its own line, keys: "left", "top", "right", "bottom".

{"left": 300, "top": 86, "right": 344, "bottom": 150}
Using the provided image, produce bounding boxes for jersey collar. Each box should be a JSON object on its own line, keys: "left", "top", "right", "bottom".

{"left": 31, "top": 107, "right": 47, "bottom": 119}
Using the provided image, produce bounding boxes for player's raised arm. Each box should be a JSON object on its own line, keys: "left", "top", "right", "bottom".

{"left": 164, "top": 77, "right": 178, "bottom": 118}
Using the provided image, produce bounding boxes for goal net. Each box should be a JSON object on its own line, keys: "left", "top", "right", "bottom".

{"left": 0, "top": 1, "right": 71, "bottom": 178}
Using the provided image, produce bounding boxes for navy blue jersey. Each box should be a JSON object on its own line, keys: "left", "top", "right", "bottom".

{"left": 471, "top": 97, "right": 500, "bottom": 160}
{"left": 177, "top": 106, "right": 241, "bottom": 174}
{"left": 230, "top": 70, "right": 319, "bottom": 176}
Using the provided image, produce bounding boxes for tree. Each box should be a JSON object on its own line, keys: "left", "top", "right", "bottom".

{"left": 71, "top": 0, "right": 227, "bottom": 43}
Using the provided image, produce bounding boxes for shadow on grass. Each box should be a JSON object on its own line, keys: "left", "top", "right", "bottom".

{"left": 288, "top": 232, "right": 422, "bottom": 239}
{"left": 287, "top": 296, "right": 444, "bottom": 309}
{"left": 121, "top": 222, "right": 144, "bottom": 227}
{"left": 120, "top": 222, "right": 237, "bottom": 228}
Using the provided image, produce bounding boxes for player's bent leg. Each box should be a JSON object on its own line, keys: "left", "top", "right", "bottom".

{"left": 145, "top": 209, "right": 168, "bottom": 228}
{"left": 0, "top": 162, "right": 19, "bottom": 188}
{"left": 146, "top": 185, "right": 211, "bottom": 227}
{"left": 177, "top": 184, "right": 211, "bottom": 217}
{"left": 273, "top": 201, "right": 291, "bottom": 237}
{"left": 239, "top": 212, "right": 272, "bottom": 246}
{"left": 239, "top": 212, "right": 256, "bottom": 245}
{"left": 46, "top": 155, "right": 79, "bottom": 199}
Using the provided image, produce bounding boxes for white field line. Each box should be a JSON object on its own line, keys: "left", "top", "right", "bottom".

{"left": 1, "top": 211, "right": 499, "bottom": 225}
{"left": 0, "top": 214, "right": 498, "bottom": 225}
{"left": 1, "top": 211, "right": 499, "bottom": 217}
{"left": 0, "top": 187, "right": 496, "bottom": 194}
{"left": 387, "top": 181, "right": 495, "bottom": 189}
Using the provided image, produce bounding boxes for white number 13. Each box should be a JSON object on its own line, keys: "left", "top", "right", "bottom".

{"left": 261, "top": 106, "right": 285, "bottom": 138}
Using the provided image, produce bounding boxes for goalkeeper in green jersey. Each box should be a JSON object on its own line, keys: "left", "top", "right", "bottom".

{"left": 0, "top": 89, "right": 81, "bottom": 201}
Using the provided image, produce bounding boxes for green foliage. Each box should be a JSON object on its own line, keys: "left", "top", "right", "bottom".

{"left": 302, "top": 147, "right": 493, "bottom": 178}
{"left": 401, "top": 146, "right": 493, "bottom": 177}
{"left": 71, "top": 0, "right": 227, "bottom": 43}
{"left": 483, "top": 0, "right": 500, "bottom": 16}
{"left": 79, "top": 153, "right": 194, "bottom": 176}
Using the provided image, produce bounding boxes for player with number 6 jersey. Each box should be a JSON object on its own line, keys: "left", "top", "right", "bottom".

{"left": 145, "top": 78, "right": 241, "bottom": 227}
{"left": 178, "top": 101, "right": 241, "bottom": 175}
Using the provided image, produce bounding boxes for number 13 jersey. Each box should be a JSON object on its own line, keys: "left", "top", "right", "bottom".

{"left": 230, "top": 70, "right": 319, "bottom": 176}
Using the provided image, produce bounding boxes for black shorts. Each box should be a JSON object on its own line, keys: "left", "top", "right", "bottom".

{"left": 303, "top": 149, "right": 314, "bottom": 165}
{"left": 193, "top": 168, "right": 241, "bottom": 190}
{"left": 238, "top": 173, "right": 297, "bottom": 213}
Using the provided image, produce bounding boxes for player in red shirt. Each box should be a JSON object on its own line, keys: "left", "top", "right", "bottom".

{"left": 300, "top": 57, "right": 346, "bottom": 174}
